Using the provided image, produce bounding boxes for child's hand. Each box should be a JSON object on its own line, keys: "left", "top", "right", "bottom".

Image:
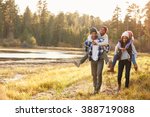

{"left": 121, "top": 48, "right": 126, "bottom": 51}
{"left": 92, "top": 40, "right": 98, "bottom": 45}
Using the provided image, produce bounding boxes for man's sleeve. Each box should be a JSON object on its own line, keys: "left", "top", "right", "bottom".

{"left": 84, "top": 39, "right": 90, "bottom": 52}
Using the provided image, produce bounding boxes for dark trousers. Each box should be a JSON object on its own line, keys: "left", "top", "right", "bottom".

{"left": 91, "top": 59, "right": 104, "bottom": 91}
{"left": 118, "top": 60, "right": 131, "bottom": 88}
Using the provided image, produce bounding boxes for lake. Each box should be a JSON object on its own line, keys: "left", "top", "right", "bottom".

{"left": 0, "top": 49, "right": 83, "bottom": 64}
{"left": 0, "top": 51, "right": 82, "bottom": 59}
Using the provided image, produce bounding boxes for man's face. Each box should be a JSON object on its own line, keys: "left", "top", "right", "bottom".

{"left": 91, "top": 32, "right": 97, "bottom": 39}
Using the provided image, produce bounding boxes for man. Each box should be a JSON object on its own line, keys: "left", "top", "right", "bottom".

{"left": 83, "top": 27, "right": 106, "bottom": 94}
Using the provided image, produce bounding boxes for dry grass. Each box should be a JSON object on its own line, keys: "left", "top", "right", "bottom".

{"left": 0, "top": 84, "right": 8, "bottom": 100}
{"left": 0, "top": 53, "right": 149, "bottom": 100}
{"left": 4, "top": 64, "right": 91, "bottom": 100}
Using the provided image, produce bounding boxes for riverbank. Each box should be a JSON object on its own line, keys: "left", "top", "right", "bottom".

{"left": 0, "top": 53, "right": 149, "bottom": 100}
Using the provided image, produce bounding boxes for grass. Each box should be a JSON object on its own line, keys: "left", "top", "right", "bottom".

{"left": 4, "top": 64, "right": 91, "bottom": 99}
{"left": 0, "top": 53, "right": 150, "bottom": 100}
{"left": 0, "top": 85, "right": 8, "bottom": 100}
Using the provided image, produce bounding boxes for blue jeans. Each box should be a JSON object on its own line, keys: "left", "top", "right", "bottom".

{"left": 112, "top": 54, "right": 118, "bottom": 67}
{"left": 112, "top": 54, "right": 137, "bottom": 67}
{"left": 132, "top": 54, "right": 136, "bottom": 65}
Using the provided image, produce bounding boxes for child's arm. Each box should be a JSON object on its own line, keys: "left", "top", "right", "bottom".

{"left": 94, "top": 34, "right": 109, "bottom": 46}
{"left": 125, "top": 40, "right": 133, "bottom": 49}
{"left": 93, "top": 38, "right": 108, "bottom": 46}
{"left": 97, "top": 38, "right": 109, "bottom": 46}
{"left": 131, "top": 43, "right": 137, "bottom": 57}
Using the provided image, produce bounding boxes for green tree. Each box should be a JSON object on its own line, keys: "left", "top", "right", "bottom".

{"left": 125, "top": 3, "right": 141, "bottom": 38}
{"left": 3, "top": 0, "right": 18, "bottom": 39}
{"left": 110, "top": 5, "right": 122, "bottom": 41}
{"left": 0, "top": 0, "right": 4, "bottom": 39}
{"left": 23, "top": 7, "right": 32, "bottom": 33}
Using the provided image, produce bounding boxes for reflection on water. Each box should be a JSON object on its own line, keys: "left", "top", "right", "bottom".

{"left": 0, "top": 51, "right": 82, "bottom": 59}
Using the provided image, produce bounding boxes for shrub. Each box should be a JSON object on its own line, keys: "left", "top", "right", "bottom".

{"left": 2, "top": 39, "right": 21, "bottom": 47}
{"left": 27, "top": 36, "right": 37, "bottom": 47}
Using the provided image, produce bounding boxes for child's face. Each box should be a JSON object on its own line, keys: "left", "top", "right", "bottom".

{"left": 128, "top": 31, "right": 133, "bottom": 39}
{"left": 100, "top": 28, "right": 106, "bottom": 36}
{"left": 122, "top": 36, "right": 128, "bottom": 43}
{"left": 129, "top": 33, "right": 132, "bottom": 39}
{"left": 91, "top": 32, "right": 97, "bottom": 39}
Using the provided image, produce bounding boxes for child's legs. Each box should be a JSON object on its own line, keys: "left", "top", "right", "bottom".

{"left": 79, "top": 52, "right": 88, "bottom": 65}
{"left": 102, "top": 51, "right": 109, "bottom": 64}
{"left": 112, "top": 54, "right": 118, "bottom": 67}
{"left": 118, "top": 60, "right": 125, "bottom": 86}
{"left": 125, "top": 60, "right": 131, "bottom": 88}
{"left": 131, "top": 54, "right": 137, "bottom": 65}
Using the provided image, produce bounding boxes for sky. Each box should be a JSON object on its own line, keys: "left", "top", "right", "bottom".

{"left": 15, "top": 0, "right": 149, "bottom": 21}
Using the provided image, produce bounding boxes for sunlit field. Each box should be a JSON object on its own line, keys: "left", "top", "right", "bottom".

{"left": 0, "top": 53, "right": 150, "bottom": 100}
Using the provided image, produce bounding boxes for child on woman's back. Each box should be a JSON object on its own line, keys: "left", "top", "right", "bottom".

{"left": 108, "top": 31, "right": 138, "bottom": 72}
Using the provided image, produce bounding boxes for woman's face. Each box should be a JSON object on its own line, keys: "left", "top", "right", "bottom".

{"left": 122, "top": 36, "right": 128, "bottom": 43}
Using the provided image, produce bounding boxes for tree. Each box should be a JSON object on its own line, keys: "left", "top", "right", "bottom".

{"left": 142, "top": 1, "right": 150, "bottom": 52}
{"left": 36, "top": 0, "right": 50, "bottom": 45}
{"left": 125, "top": 3, "right": 141, "bottom": 38}
{"left": 3, "top": 0, "right": 18, "bottom": 39}
{"left": 23, "top": 7, "right": 32, "bottom": 33}
{"left": 110, "top": 5, "right": 121, "bottom": 41}
{"left": 0, "top": 0, "right": 4, "bottom": 38}
{"left": 144, "top": 1, "right": 150, "bottom": 37}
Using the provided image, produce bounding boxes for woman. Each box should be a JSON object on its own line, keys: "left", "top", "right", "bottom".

{"left": 115, "top": 32, "right": 132, "bottom": 92}
{"left": 108, "top": 31, "right": 138, "bottom": 72}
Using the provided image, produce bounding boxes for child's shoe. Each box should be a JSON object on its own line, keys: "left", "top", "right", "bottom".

{"left": 134, "top": 64, "right": 138, "bottom": 71}
{"left": 107, "top": 67, "right": 115, "bottom": 73}
{"left": 74, "top": 60, "right": 80, "bottom": 67}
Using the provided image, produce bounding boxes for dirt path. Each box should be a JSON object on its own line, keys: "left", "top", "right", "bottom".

{"left": 32, "top": 78, "right": 117, "bottom": 100}
{"left": 32, "top": 78, "right": 93, "bottom": 100}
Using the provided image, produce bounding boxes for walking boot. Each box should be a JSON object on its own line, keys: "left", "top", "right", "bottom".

{"left": 74, "top": 60, "right": 80, "bottom": 67}
{"left": 107, "top": 67, "right": 115, "bottom": 73}
{"left": 134, "top": 64, "right": 138, "bottom": 72}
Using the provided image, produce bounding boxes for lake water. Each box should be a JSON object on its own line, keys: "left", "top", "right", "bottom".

{"left": 0, "top": 51, "right": 82, "bottom": 59}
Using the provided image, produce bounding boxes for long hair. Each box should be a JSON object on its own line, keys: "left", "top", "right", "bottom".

{"left": 119, "top": 36, "right": 130, "bottom": 48}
